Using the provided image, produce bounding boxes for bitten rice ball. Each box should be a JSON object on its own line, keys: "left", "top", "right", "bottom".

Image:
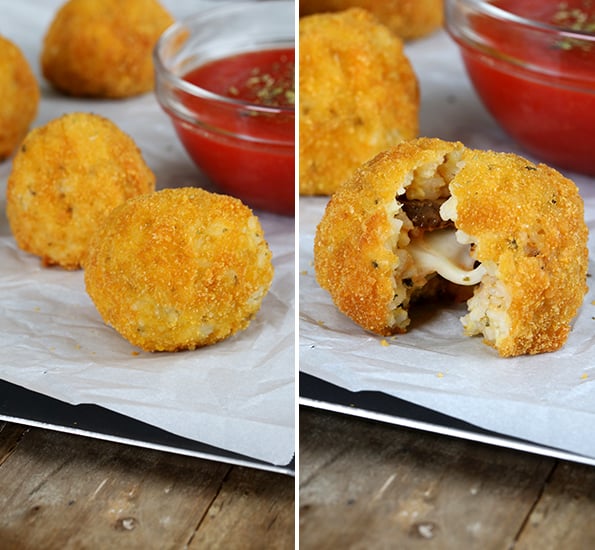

{"left": 299, "top": 0, "right": 444, "bottom": 41}
{"left": 6, "top": 112, "right": 155, "bottom": 269}
{"left": 300, "top": 8, "right": 419, "bottom": 195}
{"left": 0, "top": 36, "right": 40, "bottom": 160}
{"left": 41, "top": 0, "right": 174, "bottom": 98}
{"left": 84, "top": 188, "right": 274, "bottom": 352}
{"left": 314, "top": 137, "right": 589, "bottom": 357}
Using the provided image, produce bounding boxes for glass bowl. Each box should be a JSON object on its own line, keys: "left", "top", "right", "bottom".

{"left": 154, "top": 1, "right": 295, "bottom": 216}
{"left": 445, "top": 0, "right": 595, "bottom": 176}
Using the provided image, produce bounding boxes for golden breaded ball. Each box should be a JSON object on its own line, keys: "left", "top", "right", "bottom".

{"left": 450, "top": 148, "right": 589, "bottom": 357}
{"left": 315, "top": 137, "right": 588, "bottom": 357}
{"left": 84, "top": 188, "right": 274, "bottom": 352}
{"left": 6, "top": 112, "right": 155, "bottom": 269}
{"left": 0, "top": 36, "right": 40, "bottom": 160}
{"left": 41, "top": 0, "right": 174, "bottom": 98}
{"left": 300, "top": 8, "right": 419, "bottom": 195}
{"left": 300, "top": 0, "right": 444, "bottom": 41}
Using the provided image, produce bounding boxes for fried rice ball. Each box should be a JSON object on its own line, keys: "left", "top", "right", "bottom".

{"left": 41, "top": 0, "right": 174, "bottom": 98}
{"left": 314, "top": 137, "right": 589, "bottom": 357}
{"left": 0, "top": 36, "right": 40, "bottom": 160}
{"left": 299, "top": 0, "right": 444, "bottom": 41}
{"left": 300, "top": 8, "right": 419, "bottom": 196}
{"left": 84, "top": 187, "right": 274, "bottom": 352}
{"left": 6, "top": 112, "right": 155, "bottom": 270}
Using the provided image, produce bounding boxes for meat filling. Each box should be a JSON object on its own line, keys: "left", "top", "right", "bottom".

{"left": 400, "top": 197, "right": 453, "bottom": 232}
{"left": 397, "top": 194, "right": 485, "bottom": 301}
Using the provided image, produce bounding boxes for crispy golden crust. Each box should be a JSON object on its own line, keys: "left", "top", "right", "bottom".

{"left": 453, "top": 149, "right": 589, "bottom": 356}
{"left": 314, "top": 137, "right": 589, "bottom": 357}
{"left": 6, "top": 112, "right": 155, "bottom": 270}
{"left": 299, "top": 8, "right": 419, "bottom": 196}
{"left": 0, "top": 36, "right": 40, "bottom": 160}
{"left": 299, "top": 0, "right": 444, "bottom": 41}
{"left": 315, "top": 137, "right": 455, "bottom": 334}
{"left": 41, "top": 0, "right": 174, "bottom": 98}
{"left": 84, "top": 188, "right": 274, "bottom": 352}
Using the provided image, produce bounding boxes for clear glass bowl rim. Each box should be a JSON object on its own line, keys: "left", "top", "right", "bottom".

{"left": 153, "top": 0, "right": 295, "bottom": 116}
{"left": 446, "top": 0, "right": 595, "bottom": 40}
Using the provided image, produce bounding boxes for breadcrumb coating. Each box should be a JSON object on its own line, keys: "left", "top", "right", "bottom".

{"left": 0, "top": 36, "right": 40, "bottom": 160}
{"left": 6, "top": 112, "right": 155, "bottom": 269}
{"left": 299, "top": 0, "right": 444, "bottom": 41}
{"left": 84, "top": 188, "right": 274, "bottom": 352}
{"left": 41, "top": 0, "right": 174, "bottom": 98}
{"left": 314, "top": 137, "right": 589, "bottom": 357}
{"left": 451, "top": 149, "right": 589, "bottom": 356}
{"left": 299, "top": 8, "right": 419, "bottom": 195}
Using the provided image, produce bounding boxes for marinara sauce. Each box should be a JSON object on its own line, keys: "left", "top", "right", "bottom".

{"left": 175, "top": 48, "right": 295, "bottom": 215}
{"left": 458, "top": 0, "right": 595, "bottom": 175}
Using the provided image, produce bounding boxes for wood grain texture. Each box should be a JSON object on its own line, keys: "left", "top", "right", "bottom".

{"left": 0, "top": 422, "right": 294, "bottom": 550}
{"left": 300, "top": 407, "right": 566, "bottom": 550}
{"left": 515, "top": 461, "right": 595, "bottom": 549}
{"left": 188, "top": 467, "right": 295, "bottom": 549}
{"left": 0, "top": 423, "right": 28, "bottom": 466}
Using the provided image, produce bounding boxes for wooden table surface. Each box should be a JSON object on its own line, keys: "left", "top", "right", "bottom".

{"left": 6, "top": 410, "right": 595, "bottom": 550}
{"left": 0, "top": 422, "right": 294, "bottom": 549}
{"left": 300, "top": 407, "right": 595, "bottom": 550}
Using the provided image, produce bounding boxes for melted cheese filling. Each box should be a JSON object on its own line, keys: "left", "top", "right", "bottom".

{"left": 408, "top": 229, "right": 486, "bottom": 286}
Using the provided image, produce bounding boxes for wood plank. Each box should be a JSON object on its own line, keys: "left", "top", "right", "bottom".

{"left": 189, "top": 468, "right": 295, "bottom": 550}
{"left": 0, "top": 422, "right": 28, "bottom": 465}
{"left": 0, "top": 425, "right": 231, "bottom": 549}
{"left": 300, "top": 408, "right": 555, "bottom": 550}
{"left": 300, "top": 408, "right": 356, "bottom": 488}
{"left": 515, "top": 460, "right": 595, "bottom": 549}
{"left": 188, "top": 466, "right": 295, "bottom": 549}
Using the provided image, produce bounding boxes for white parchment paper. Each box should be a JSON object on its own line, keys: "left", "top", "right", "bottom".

{"left": 300, "top": 29, "right": 595, "bottom": 460}
{"left": 0, "top": 0, "right": 294, "bottom": 466}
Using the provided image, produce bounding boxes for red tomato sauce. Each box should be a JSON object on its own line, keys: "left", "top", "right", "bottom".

{"left": 459, "top": 0, "right": 595, "bottom": 175}
{"left": 186, "top": 49, "right": 295, "bottom": 108}
{"left": 173, "top": 48, "right": 295, "bottom": 216}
